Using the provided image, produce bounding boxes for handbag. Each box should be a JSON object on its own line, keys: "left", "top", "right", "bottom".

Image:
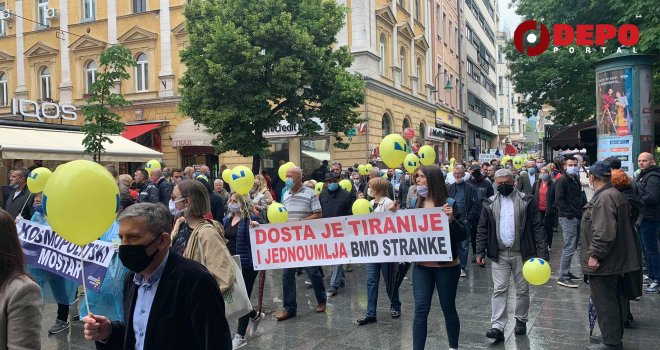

{"left": 222, "top": 255, "right": 254, "bottom": 319}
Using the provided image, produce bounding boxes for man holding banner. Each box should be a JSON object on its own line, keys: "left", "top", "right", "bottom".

{"left": 276, "top": 166, "right": 326, "bottom": 321}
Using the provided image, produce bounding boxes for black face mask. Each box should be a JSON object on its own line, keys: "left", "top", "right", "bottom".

{"left": 118, "top": 235, "right": 162, "bottom": 273}
{"left": 497, "top": 184, "right": 514, "bottom": 197}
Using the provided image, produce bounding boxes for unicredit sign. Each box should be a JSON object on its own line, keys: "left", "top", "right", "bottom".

{"left": 11, "top": 98, "right": 78, "bottom": 121}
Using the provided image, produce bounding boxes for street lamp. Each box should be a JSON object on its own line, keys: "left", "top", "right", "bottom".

{"left": 430, "top": 71, "right": 453, "bottom": 93}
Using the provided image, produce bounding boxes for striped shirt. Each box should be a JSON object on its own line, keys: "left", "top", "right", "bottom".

{"left": 283, "top": 186, "right": 321, "bottom": 221}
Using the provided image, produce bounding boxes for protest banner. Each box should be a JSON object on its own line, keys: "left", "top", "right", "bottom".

{"left": 250, "top": 207, "right": 453, "bottom": 270}
{"left": 16, "top": 219, "right": 115, "bottom": 292}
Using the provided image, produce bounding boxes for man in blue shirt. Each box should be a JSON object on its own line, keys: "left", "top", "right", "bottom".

{"left": 83, "top": 203, "right": 232, "bottom": 350}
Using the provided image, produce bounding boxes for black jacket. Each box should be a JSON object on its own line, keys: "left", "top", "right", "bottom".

{"left": 210, "top": 192, "right": 226, "bottom": 222}
{"left": 636, "top": 166, "right": 660, "bottom": 220}
{"left": 397, "top": 179, "right": 412, "bottom": 209}
{"left": 554, "top": 174, "right": 585, "bottom": 219}
{"left": 319, "top": 188, "right": 352, "bottom": 218}
{"left": 468, "top": 176, "right": 495, "bottom": 205}
{"left": 156, "top": 178, "right": 173, "bottom": 206}
{"left": 476, "top": 191, "right": 549, "bottom": 263}
{"left": 98, "top": 251, "right": 232, "bottom": 350}
{"left": 447, "top": 181, "right": 480, "bottom": 224}
{"left": 4, "top": 187, "right": 33, "bottom": 219}
{"left": 413, "top": 198, "right": 467, "bottom": 261}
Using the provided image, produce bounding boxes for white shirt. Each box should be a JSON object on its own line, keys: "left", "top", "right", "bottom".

{"left": 498, "top": 195, "right": 515, "bottom": 247}
{"left": 445, "top": 172, "right": 471, "bottom": 185}
{"left": 529, "top": 172, "right": 536, "bottom": 188}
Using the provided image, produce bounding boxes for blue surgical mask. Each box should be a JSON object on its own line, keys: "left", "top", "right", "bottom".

{"left": 228, "top": 203, "right": 240, "bottom": 213}
{"left": 528, "top": 167, "right": 536, "bottom": 175}
{"left": 327, "top": 183, "right": 339, "bottom": 191}
{"left": 33, "top": 204, "right": 44, "bottom": 214}
{"left": 566, "top": 166, "right": 579, "bottom": 175}
{"left": 541, "top": 173, "right": 549, "bottom": 181}
{"left": 285, "top": 178, "right": 294, "bottom": 188}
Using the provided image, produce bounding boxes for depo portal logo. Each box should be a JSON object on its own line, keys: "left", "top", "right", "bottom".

{"left": 514, "top": 20, "right": 640, "bottom": 56}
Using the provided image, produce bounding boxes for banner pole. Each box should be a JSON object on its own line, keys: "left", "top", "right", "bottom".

{"left": 79, "top": 245, "right": 91, "bottom": 314}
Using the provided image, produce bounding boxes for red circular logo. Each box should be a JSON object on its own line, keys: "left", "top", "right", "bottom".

{"left": 403, "top": 128, "right": 415, "bottom": 139}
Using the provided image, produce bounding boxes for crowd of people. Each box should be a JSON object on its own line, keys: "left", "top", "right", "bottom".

{"left": 0, "top": 151, "right": 658, "bottom": 350}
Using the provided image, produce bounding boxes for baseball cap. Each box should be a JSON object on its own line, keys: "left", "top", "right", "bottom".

{"left": 589, "top": 161, "right": 611, "bottom": 177}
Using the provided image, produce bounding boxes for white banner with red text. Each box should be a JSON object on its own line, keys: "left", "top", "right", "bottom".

{"left": 249, "top": 207, "right": 453, "bottom": 270}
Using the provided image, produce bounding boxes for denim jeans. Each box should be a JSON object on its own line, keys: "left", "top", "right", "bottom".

{"left": 639, "top": 218, "right": 660, "bottom": 281}
{"left": 412, "top": 264, "right": 461, "bottom": 349}
{"left": 328, "top": 265, "right": 345, "bottom": 292}
{"left": 459, "top": 224, "right": 471, "bottom": 270}
{"left": 365, "top": 263, "right": 401, "bottom": 317}
{"left": 282, "top": 266, "right": 326, "bottom": 314}
{"left": 558, "top": 217, "right": 579, "bottom": 279}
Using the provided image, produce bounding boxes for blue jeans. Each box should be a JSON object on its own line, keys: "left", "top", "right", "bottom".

{"left": 282, "top": 267, "right": 326, "bottom": 314}
{"left": 365, "top": 263, "right": 401, "bottom": 317}
{"left": 559, "top": 217, "right": 579, "bottom": 279}
{"left": 412, "top": 264, "right": 461, "bottom": 350}
{"left": 459, "top": 225, "right": 471, "bottom": 270}
{"left": 328, "top": 265, "right": 345, "bottom": 292}
{"left": 639, "top": 218, "right": 660, "bottom": 281}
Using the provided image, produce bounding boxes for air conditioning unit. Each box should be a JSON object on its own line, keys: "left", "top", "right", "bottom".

{"left": 0, "top": 9, "right": 14, "bottom": 20}
{"left": 45, "top": 8, "right": 58, "bottom": 19}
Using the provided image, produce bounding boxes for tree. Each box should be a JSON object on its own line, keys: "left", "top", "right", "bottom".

{"left": 81, "top": 45, "right": 135, "bottom": 163}
{"left": 506, "top": 0, "right": 659, "bottom": 126}
{"left": 179, "top": 0, "right": 366, "bottom": 172}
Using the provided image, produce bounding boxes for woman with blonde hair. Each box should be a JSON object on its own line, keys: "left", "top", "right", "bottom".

{"left": 250, "top": 174, "right": 273, "bottom": 220}
{"left": 170, "top": 180, "right": 234, "bottom": 294}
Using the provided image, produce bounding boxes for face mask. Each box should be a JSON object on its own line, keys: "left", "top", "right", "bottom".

{"left": 169, "top": 199, "right": 183, "bottom": 217}
{"left": 367, "top": 188, "right": 373, "bottom": 197}
{"left": 228, "top": 203, "right": 241, "bottom": 213}
{"left": 472, "top": 170, "right": 482, "bottom": 179}
{"left": 537, "top": 163, "right": 543, "bottom": 169}
{"left": 285, "top": 178, "right": 294, "bottom": 188}
{"left": 417, "top": 185, "right": 429, "bottom": 197}
{"left": 528, "top": 167, "right": 536, "bottom": 175}
{"left": 118, "top": 235, "right": 162, "bottom": 273}
{"left": 541, "top": 173, "right": 549, "bottom": 181}
{"left": 353, "top": 179, "right": 360, "bottom": 185}
{"left": 33, "top": 204, "right": 44, "bottom": 214}
{"left": 566, "top": 166, "right": 579, "bottom": 175}
{"left": 327, "top": 183, "right": 339, "bottom": 191}
{"left": 497, "top": 184, "right": 514, "bottom": 197}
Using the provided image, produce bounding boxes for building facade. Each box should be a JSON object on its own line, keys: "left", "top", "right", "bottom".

{"left": 495, "top": 29, "right": 526, "bottom": 153}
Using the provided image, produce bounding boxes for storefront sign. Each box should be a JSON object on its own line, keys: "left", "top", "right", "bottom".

{"left": 426, "top": 126, "right": 464, "bottom": 141}
{"left": 11, "top": 98, "right": 77, "bottom": 121}
{"left": 403, "top": 127, "right": 415, "bottom": 139}
{"left": 263, "top": 118, "right": 326, "bottom": 138}
{"left": 17, "top": 219, "right": 114, "bottom": 292}
{"left": 249, "top": 207, "right": 453, "bottom": 270}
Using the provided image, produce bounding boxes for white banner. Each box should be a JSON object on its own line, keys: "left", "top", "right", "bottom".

{"left": 249, "top": 207, "right": 453, "bottom": 270}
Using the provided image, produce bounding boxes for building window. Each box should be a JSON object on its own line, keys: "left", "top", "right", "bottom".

{"left": 379, "top": 34, "right": 386, "bottom": 76}
{"left": 133, "top": 0, "right": 146, "bottom": 14}
{"left": 399, "top": 48, "right": 406, "bottom": 85}
{"left": 382, "top": 113, "right": 392, "bottom": 137}
{"left": 455, "top": 27, "right": 458, "bottom": 52}
{"left": 449, "top": 74, "right": 454, "bottom": 107}
{"left": 82, "top": 0, "right": 95, "bottom": 20}
{"left": 498, "top": 77, "right": 503, "bottom": 94}
{"left": 39, "top": 66, "right": 51, "bottom": 100}
{"left": 0, "top": 72, "right": 7, "bottom": 106}
{"left": 37, "top": 0, "right": 48, "bottom": 28}
{"left": 414, "top": 0, "right": 420, "bottom": 20}
{"left": 135, "top": 53, "right": 148, "bottom": 91}
{"left": 402, "top": 118, "right": 411, "bottom": 132}
{"left": 499, "top": 108, "right": 504, "bottom": 124}
{"left": 442, "top": 13, "right": 446, "bottom": 42}
{"left": 416, "top": 58, "right": 422, "bottom": 90}
{"left": 435, "top": 5, "right": 440, "bottom": 38}
{"left": 85, "top": 60, "right": 97, "bottom": 94}
{"left": 448, "top": 20, "right": 453, "bottom": 50}
{"left": 497, "top": 45, "right": 504, "bottom": 63}
{"left": 443, "top": 69, "right": 448, "bottom": 101}
{"left": 466, "top": 26, "right": 473, "bottom": 42}
{"left": 467, "top": 60, "right": 474, "bottom": 75}
{"left": 0, "top": 3, "right": 6, "bottom": 36}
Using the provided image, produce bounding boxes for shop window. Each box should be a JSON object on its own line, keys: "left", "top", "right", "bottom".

{"left": 39, "top": 66, "right": 51, "bottom": 100}
{"left": 133, "top": 0, "right": 146, "bottom": 13}
{"left": 82, "top": 0, "right": 95, "bottom": 21}
{"left": 0, "top": 72, "right": 7, "bottom": 106}
{"left": 301, "top": 137, "right": 330, "bottom": 179}
{"left": 85, "top": 60, "right": 97, "bottom": 94}
{"left": 135, "top": 53, "right": 148, "bottom": 91}
{"left": 382, "top": 113, "right": 392, "bottom": 137}
{"left": 419, "top": 122, "right": 425, "bottom": 140}
{"left": 379, "top": 34, "right": 386, "bottom": 76}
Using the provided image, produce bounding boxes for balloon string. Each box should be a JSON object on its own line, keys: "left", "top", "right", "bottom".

{"left": 79, "top": 245, "right": 91, "bottom": 315}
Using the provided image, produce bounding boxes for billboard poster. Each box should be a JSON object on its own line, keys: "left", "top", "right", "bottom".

{"left": 639, "top": 67, "right": 654, "bottom": 153}
{"left": 596, "top": 68, "right": 633, "bottom": 137}
{"left": 597, "top": 135, "right": 634, "bottom": 177}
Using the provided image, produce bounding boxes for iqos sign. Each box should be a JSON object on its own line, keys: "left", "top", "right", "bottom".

{"left": 11, "top": 98, "right": 78, "bottom": 121}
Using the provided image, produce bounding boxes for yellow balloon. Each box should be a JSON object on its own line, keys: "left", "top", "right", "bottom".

{"left": 404, "top": 153, "right": 420, "bottom": 173}
{"left": 417, "top": 145, "right": 436, "bottom": 166}
{"left": 27, "top": 167, "right": 53, "bottom": 193}
{"left": 315, "top": 182, "right": 324, "bottom": 195}
{"left": 357, "top": 164, "right": 368, "bottom": 176}
{"left": 450, "top": 158, "right": 455, "bottom": 164}
{"left": 221, "top": 169, "right": 233, "bottom": 184}
{"left": 230, "top": 166, "right": 255, "bottom": 195}
{"left": 339, "top": 179, "right": 352, "bottom": 192}
{"left": 278, "top": 162, "right": 295, "bottom": 181}
{"left": 365, "top": 164, "right": 373, "bottom": 173}
{"left": 145, "top": 159, "right": 161, "bottom": 174}
{"left": 379, "top": 134, "right": 408, "bottom": 168}
{"left": 42, "top": 160, "right": 119, "bottom": 246}
{"left": 522, "top": 258, "right": 551, "bottom": 285}
{"left": 352, "top": 198, "right": 373, "bottom": 215}
{"left": 513, "top": 156, "right": 525, "bottom": 170}
{"left": 267, "top": 202, "right": 289, "bottom": 223}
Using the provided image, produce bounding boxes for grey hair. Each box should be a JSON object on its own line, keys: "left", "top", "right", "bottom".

{"left": 117, "top": 203, "right": 173, "bottom": 237}
{"left": 525, "top": 160, "right": 535, "bottom": 167}
{"left": 151, "top": 168, "right": 163, "bottom": 177}
{"left": 494, "top": 169, "right": 514, "bottom": 179}
{"left": 214, "top": 179, "right": 223, "bottom": 186}
{"left": 289, "top": 166, "right": 303, "bottom": 177}
{"left": 454, "top": 164, "right": 465, "bottom": 173}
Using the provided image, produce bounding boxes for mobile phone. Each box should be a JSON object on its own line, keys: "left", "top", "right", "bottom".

{"left": 446, "top": 198, "right": 455, "bottom": 206}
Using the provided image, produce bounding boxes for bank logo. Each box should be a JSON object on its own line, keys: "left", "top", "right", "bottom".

{"left": 514, "top": 20, "right": 550, "bottom": 56}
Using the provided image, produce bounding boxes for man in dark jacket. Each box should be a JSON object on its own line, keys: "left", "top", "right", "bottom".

{"left": 448, "top": 165, "right": 480, "bottom": 276}
{"left": 82, "top": 203, "right": 232, "bottom": 350}
{"left": 312, "top": 160, "right": 329, "bottom": 182}
{"left": 150, "top": 169, "right": 173, "bottom": 206}
{"left": 476, "top": 169, "right": 548, "bottom": 342}
{"left": 635, "top": 152, "right": 660, "bottom": 294}
{"left": 555, "top": 156, "right": 585, "bottom": 288}
{"left": 581, "top": 161, "right": 640, "bottom": 350}
{"left": 516, "top": 161, "right": 539, "bottom": 196}
{"left": 4, "top": 168, "right": 33, "bottom": 219}
{"left": 134, "top": 168, "right": 160, "bottom": 204}
{"left": 319, "top": 172, "right": 353, "bottom": 297}
{"left": 468, "top": 164, "right": 495, "bottom": 257}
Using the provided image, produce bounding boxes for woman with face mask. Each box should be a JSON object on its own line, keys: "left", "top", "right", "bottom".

{"left": 223, "top": 193, "right": 265, "bottom": 349}
{"left": 250, "top": 175, "right": 273, "bottom": 222}
{"left": 535, "top": 167, "right": 556, "bottom": 252}
{"left": 170, "top": 180, "right": 235, "bottom": 295}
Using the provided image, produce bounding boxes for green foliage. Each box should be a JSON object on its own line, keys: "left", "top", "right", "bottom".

{"left": 81, "top": 45, "right": 135, "bottom": 162}
{"left": 179, "top": 0, "right": 366, "bottom": 164}
{"left": 506, "top": 0, "right": 659, "bottom": 125}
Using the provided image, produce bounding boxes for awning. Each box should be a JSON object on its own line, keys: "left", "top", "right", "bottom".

{"left": 171, "top": 119, "right": 214, "bottom": 147}
{"left": 121, "top": 122, "right": 162, "bottom": 140}
{"left": 302, "top": 150, "right": 331, "bottom": 162}
{"left": 0, "top": 126, "right": 162, "bottom": 162}
{"left": 548, "top": 119, "right": 597, "bottom": 150}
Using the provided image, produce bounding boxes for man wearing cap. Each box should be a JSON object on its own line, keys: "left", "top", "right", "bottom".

{"left": 581, "top": 161, "right": 640, "bottom": 350}
{"left": 635, "top": 152, "right": 660, "bottom": 294}
{"left": 318, "top": 172, "right": 353, "bottom": 297}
